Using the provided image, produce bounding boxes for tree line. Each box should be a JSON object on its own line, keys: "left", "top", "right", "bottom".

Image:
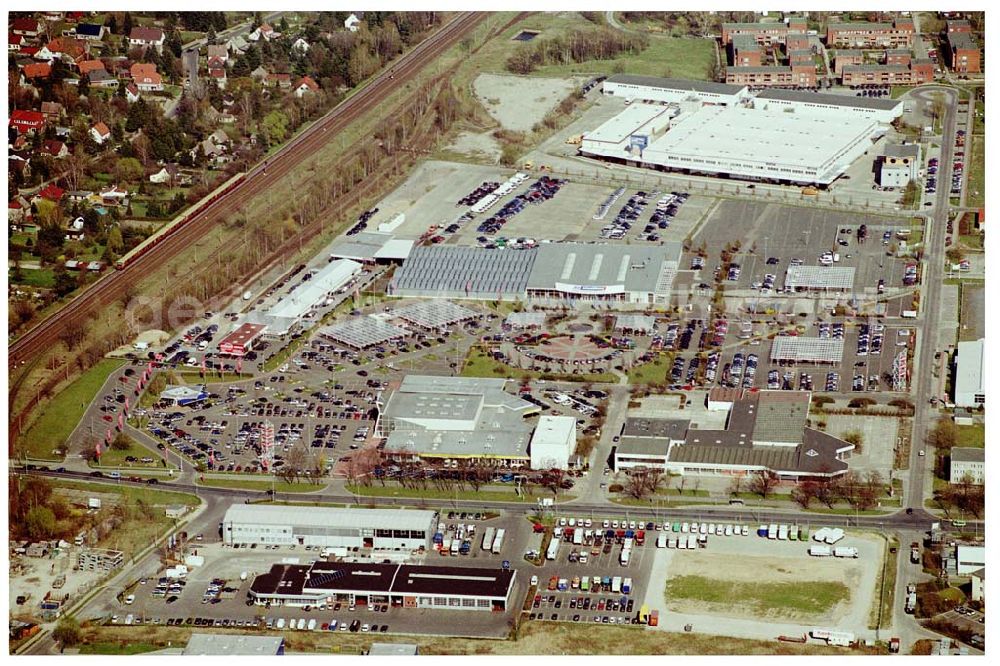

{"left": 506, "top": 27, "right": 649, "bottom": 75}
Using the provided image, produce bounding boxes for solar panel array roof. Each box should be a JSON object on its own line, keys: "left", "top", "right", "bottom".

{"left": 389, "top": 246, "right": 536, "bottom": 299}
{"left": 318, "top": 317, "right": 408, "bottom": 349}
{"left": 392, "top": 300, "right": 480, "bottom": 329}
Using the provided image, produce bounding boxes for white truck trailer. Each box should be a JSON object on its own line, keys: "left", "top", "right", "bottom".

{"left": 546, "top": 536, "right": 560, "bottom": 561}
{"left": 481, "top": 527, "right": 496, "bottom": 552}
{"left": 834, "top": 546, "right": 859, "bottom": 558}
{"left": 808, "top": 545, "right": 833, "bottom": 557}
{"left": 491, "top": 528, "right": 506, "bottom": 554}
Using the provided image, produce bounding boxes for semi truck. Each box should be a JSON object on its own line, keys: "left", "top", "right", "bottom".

{"left": 905, "top": 584, "right": 917, "bottom": 614}
{"left": 611, "top": 577, "right": 622, "bottom": 593}
{"left": 910, "top": 542, "right": 920, "bottom": 564}
{"left": 546, "top": 537, "right": 560, "bottom": 561}
{"left": 492, "top": 528, "right": 505, "bottom": 555}
{"left": 481, "top": 527, "right": 496, "bottom": 552}
{"left": 622, "top": 578, "right": 633, "bottom": 595}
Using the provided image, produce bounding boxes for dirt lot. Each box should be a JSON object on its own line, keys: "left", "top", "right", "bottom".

{"left": 664, "top": 552, "right": 856, "bottom": 624}
{"left": 78, "top": 621, "right": 859, "bottom": 655}
{"left": 473, "top": 73, "right": 581, "bottom": 132}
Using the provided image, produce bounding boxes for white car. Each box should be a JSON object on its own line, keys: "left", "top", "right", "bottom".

{"left": 362, "top": 624, "right": 370, "bottom": 633}
{"left": 124, "top": 595, "right": 135, "bottom": 605}
{"left": 741, "top": 525, "right": 749, "bottom": 536}
{"left": 602, "top": 520, "right": 610, "bottom": 529}
{"left": 276, "top": 618, "right": 285, "bottom": 629}
{"left": 559, "top": 518, "right": 567, "bottom": 527}
{"left": 307, "top": 618, "right": 317, "bottom": 631}
{"left": 530, "top": 575, "right": 538, "bottom": 587}
{"left": 297, "top": 618, "right": 306, "bottom": 630}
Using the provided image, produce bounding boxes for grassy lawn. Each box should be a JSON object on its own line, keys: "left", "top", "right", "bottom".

{"left": 665, "top": 575, "right": 850, "bottom": 619}
{"left": 348, "top": 483, "right": 571, "bottom": 504}
{"left": 197, "top": 477, "right": 326, "bottom": 493}
{"left": 956, "top": 423, "right": 984, "bottom": 448}
{"left": 19, "top": 358, "right": 125, "bottom": 460}
{"left": 966, "top": 136, "right": 984, "bottom": 207}
{"left": 52, "top": 479, "right": 200, "bottom": 507}
{"left": 91, "top": 436, "right": 174, "bottom": 469}
{"left": 10, "top": 267, "right": 56, "bottom": 288}
{"left": 77, "top": 621, "right": 861, "bottom": 655}
{"left": 890, "top": 85, "right": 916, "bottom": 99}
{"left": 462, "top": 348, "right": 617, "bottom": 383}
{"left": 626, "top": 355, "right": 670, "bottom": 384}
{"left": 529, "top": 36, "right": 717, "bottom": 80}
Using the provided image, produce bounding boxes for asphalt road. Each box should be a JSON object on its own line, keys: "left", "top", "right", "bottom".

{"left": 901, "top": 86, "right": 959, "bottom": 512}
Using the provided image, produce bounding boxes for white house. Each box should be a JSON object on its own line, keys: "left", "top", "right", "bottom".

{"left": 90, "top": 122, "right": 111, "bottom": 144}
{"left": 291, "top": 38, "right": 310, "bottom": 54}
{"left": 345, "top": 14, "right": 361, "bottom": 32}
{"left": 949, "top": 447, "right": 984, "bottom": 485}
{"left": 129, "top": 27, "right": 165, "bottom": 52}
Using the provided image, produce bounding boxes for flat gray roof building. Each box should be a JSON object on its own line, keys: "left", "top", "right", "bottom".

{"left": 392, "top": 300, "right": 481, "bottom": 330}
{"left": 183, "top": 633, "right": 284, "bottom": 656}
{"left": 954, "top": 338, "right": 985, "bottom": 407}
{"left": 388, "top": 246, "right": 536, "bottom": 300}
{"left": 784, "top": 265, "right": 856, "bottom": 290}
{"left": 755, "top": 87, "right": 903, "bottom": 113}
{"left": 605, "top": 73, "right": 748, "bottom": 97}
{"left": 382, "top": 375, "right": 539, "bottom": 463}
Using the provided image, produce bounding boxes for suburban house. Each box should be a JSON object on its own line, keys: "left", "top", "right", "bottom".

{"left": 12, "top": 17, "right": 42, "bottom": 38}
{"left": 87, "top": 68, "right": 119, "bottom": 88}
{"left": 74, "top": 22, "right": 107, "bottom": 41}
{"left": 41, "top": 139, "right": 69, "bottom": 158}
{"left": 206, "top": 44, "right": 228, "bottom": 63}
{"left": 22, "top": 62, "right": 51, "bottom": 80}
{"left": 265, "top": 72, "right": 291, "bottom": 89}
{"left": 40, "top": 100, "right": 64, "bottom": 122}
{"left": 294, "top": 75, "right": 320, "bottom": 98}
{"left": 35, "top": 184, "right": 65, "bottom": 203}
{"left": 97, "top": 185, "right": 130, "bottom": 206}
{"left": 292, "top": 37, "right": 310, "bottom": 54}
{"left": 77, "top": 59, "right": 106, "bottom": 77}
{"left": 90, "top": 121, "right": 111, "bottom": 144}
{"left": 124, "top": 83, "right": 140, "bottom": 103}
{"left": 129, "top": 26, "right": 165, "bottom": 51}
{"left": 345, "top": 14, "right": 361, "bottom": 32}
{"left": 9, "top": 109, "right": 46, "bottom": 135}
{"left": 130, "top": 62, "right": 164, "bottom": 91}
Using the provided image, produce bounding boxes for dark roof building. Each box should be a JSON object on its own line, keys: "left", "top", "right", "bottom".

{"left": 249, "top": 560, "right": 516, "bottom": 611}
{"left": 613, "top": 391, "right": 853, "bottom": 480}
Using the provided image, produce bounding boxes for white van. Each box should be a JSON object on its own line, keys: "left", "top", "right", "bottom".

{"left": 276, "top": 618, "right": 286, "bottom": 629}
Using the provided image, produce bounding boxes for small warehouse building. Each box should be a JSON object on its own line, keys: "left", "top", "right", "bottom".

{"left": 879, "top": 144, "right": 921, "bottom": 187}
{"left": 602, "top": 74, "right": 748, "bottom": 106}
{"left": 953, "top": 338, "right": 985, "bottom": 407}
{"left": 614, "top": 417, "right": 690, "bottom": 471}
{"left": 753, "top": 88, "right": 903, "bottom": 124}
{"left": 183, "top": 634, "right": 284, "bottom": 656}
{"left": 529, "top": 415, "right": 577, "bottom": 470}
{"left": 249, "top": 561, "right": 516, "bottom": 611}
{"left": 221, "top": 504, "right": 436, "bottom": 551}
{"left": 217, "top": 323, "right": 267, "bottom": 357}
{"left": 252, "top": 259, "right": 363, "bottom": 335}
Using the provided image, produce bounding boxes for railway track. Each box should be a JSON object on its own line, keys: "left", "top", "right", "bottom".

{"left": 8, "top": 12, "right": 485, "bottom": 372}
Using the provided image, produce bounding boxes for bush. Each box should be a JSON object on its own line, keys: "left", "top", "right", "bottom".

{"left": 608, "top": 483, "right": 624, "bottom": 493}
{"left": 812, "top": 395, "right": 835, "bottom": 408}
{"left": 848, "top": 397, "right": 876, "bottom": 409}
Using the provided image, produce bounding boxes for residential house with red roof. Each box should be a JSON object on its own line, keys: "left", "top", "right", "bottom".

{"left": 124, "top": 83, "right": 140, "bottom": 103}
{"left": 77, "top": 59, "right": 106, "bottom": 76}
{"left": 12, "top": 17, "right": 42, "bottom": 38}
{"left": 90, "top": 122, "right": 111, "bottom": 144}
{"left": 9, "top": 33, "right": 25, "bottom": 52}
{"left": 41, "top": 139, "right": 69, "bottom": 158}
{"left": 9, "top": 109, "right": 46, "bottom": 135}
{"left": 36, "top": 184, "right": 65, "bottom": 202}
{"left": 294, "top": 76, "right": 320, "bottom": 98}
{"left": 22, "top": 61, "right": 51, "bottom": 80}
{"left": 130, "top": 62, "right": 163, "bottom": 91}
{"left": 206, "top": 44, "right": 228, "bottom": 63}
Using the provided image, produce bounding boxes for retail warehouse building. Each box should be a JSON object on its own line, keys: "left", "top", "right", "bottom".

{"left": 585, "top": 77, "right": 900, "bottom": 186}
{"left": 221, "top": 505, "right": 437, "bottom": 551}
{"left": 249, "top": 560, "right": 516, "bottom": 611}
{"left": 389, "top": 242, "right": 682, "bottom": 307}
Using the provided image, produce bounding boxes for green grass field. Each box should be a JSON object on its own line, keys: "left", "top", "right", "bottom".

{"left": 91, "top": 437, "right": 173, "bottom": 469}
{"left": 966, "top": 136, "right": 984, "bottom": 208}
{"left": 528, "top": 36, "right": 717, "bottom": 80}
{"left": 51, "top": 479, "right": 200, "bottom": 507}
{"left": 19, "top": 358, "right": 125, "bottom": 460}
{"left": 665, "top": 575, "right": 850, "bottom": 618}
{"left": 197, "top": 477, "right": 325, "bottom": 493}
{"left": 10, "top": 267, "right": 56, "bottom": 288}
{"left": 956, "top": 423, "right": 985, "bottom": 448}
{"left": 626, "top": 355, "right": 670, "bottom": 384}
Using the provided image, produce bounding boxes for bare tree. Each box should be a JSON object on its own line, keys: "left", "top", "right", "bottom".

{"left": 749, "top": 470, "right": 779, "bottom": 499}
{"left": 624, "top": 467, "right": 664, "bottom": 500}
